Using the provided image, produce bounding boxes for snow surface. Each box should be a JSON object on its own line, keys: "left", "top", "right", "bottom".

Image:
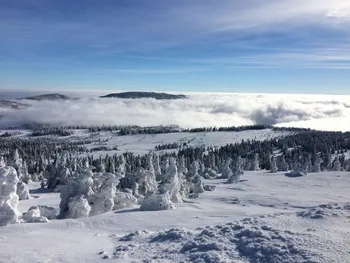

{"left": 73, "top": 128, "right": 291, "bottom": 156}
{"left": 1, "top": 171, "right": 350, "bottom": 262}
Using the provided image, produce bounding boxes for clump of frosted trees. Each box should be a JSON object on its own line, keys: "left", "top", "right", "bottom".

{"left": 55, "top": 150, "right": 265, "bottom": 217}
{"left": 0, "top": 159, "right": 47, "bottom": 227}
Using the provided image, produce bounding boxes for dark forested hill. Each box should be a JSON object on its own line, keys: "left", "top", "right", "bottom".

{"left": 100, "top": 91, "right": 187, "bottom": 100}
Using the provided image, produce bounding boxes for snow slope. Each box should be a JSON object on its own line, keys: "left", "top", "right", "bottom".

{"left": 73, "top": 128, "right": 292, "bottom": 156}
{"left": 1, "top": 171, "right": 350, "bottom": 262}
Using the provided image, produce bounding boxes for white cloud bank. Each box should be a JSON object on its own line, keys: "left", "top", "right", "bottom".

{"left": 1, "top": 92, "right": 350, "bottom": 131}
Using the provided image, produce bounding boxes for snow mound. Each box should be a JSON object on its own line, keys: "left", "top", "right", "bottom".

{"left": 150, "top": 228, "right": 194, "bottom": 243}
{"left": 285, "top": 168, "right": 307, "bottom": 178}
{"left": 22, "top": 206, "right": 49, "bottom": 223}
{"left": 203, "top": 184, "right": 216, "bottom": 191}
{"left": 297, "top": 203, "right": 350, "bottom": 219}
{"left": 38, "top": 205, "right": 57, "bottom": 220}
{"left": 140, "top": 192, "right": 175, "bottom": 211}
{"left": 113, "top": 192, "right": 138, "bottom": 210}
{"left": 67, "top": 195, "right": 91, "bottom": 219}
{"left": 113, "top": 218, "right": 321, "bottom": 262}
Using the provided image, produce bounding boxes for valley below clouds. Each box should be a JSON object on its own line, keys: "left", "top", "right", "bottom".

{"left": 1, "top": 92, "right": 350, "bottom": 131}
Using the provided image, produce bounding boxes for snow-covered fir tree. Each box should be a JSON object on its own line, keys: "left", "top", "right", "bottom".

{"left": 270, "top": 156, "right": 278, "bottom": 173}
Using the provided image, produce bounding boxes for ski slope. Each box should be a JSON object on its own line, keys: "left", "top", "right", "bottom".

{"left": 1, "top": 171, "right": 350, "bottom": 262}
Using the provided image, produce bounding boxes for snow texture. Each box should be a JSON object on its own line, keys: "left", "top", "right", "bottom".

{"left": 115, "top": 218, "right": 321, "bottom": 263}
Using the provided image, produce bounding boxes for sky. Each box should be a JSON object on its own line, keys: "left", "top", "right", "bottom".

{"left": 1, "top": 0, "right": 350, "bottom": 94}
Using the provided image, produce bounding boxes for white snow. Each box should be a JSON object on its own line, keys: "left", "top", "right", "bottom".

{"left": 0, "top": 171, "right": 349, "bottom": 262}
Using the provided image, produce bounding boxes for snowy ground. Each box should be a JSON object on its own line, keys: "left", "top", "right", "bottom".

{"left": 1, "top": 171, "right": 350, "bottom": 263}
{"left": 7, "top": 128, "right": 292, "bottom": 156}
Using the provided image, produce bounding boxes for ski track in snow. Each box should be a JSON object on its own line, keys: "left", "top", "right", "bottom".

{"left": 1, "top": 172, "right": 350, "bottom": 262}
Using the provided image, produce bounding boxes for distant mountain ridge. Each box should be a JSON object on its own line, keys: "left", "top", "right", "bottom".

{"left": 22, "top": 93, "right": 71, "bottom": 101}
{"left": 100, "top": 91, "right": 187, "bottom": 100}
{"left": 0, "top": 100, "right": 28, "bottom": 109}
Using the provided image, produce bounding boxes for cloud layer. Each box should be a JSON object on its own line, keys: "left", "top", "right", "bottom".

{"left": 1, "top": 92, "right": 350, "bottom": 131}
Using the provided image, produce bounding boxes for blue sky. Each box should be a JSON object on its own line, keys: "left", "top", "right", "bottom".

{"left": 1, "top": 0, "right": 350, "bottom": 94}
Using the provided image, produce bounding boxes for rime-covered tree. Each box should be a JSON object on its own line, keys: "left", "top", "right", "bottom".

{"left": 0, "top": 166, "right": 20, "bottom": 226}
{"left": 227, "top": 157, "right": 244, "bottom": 184}
{"left": 312, "top": 156, "right": 323, "bottom": 173}
{"left": 332, "top": 157, "right": 342, "bottom": 171}
{"left": 161, "top": 158, "right": 182, "bottom": 203}
{"left": 153, "top": 153, "right": 162, "bottom": 181}
{"left": 270, "top": 156, "right": 278, "bottom": 173}
{"left": 277, "top": 155, "right": 289, "bottom": 172}
{"left": 221, "top": 159, "right": 233, "bottom": 179}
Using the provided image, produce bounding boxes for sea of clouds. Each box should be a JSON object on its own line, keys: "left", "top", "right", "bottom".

{"left": 1, "top": 91, "right": 350, "bottom": 131}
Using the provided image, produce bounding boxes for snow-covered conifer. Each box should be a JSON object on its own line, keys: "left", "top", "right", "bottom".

{"left": 153, "top": 153, "right": 162, "bottom": 181}
{"left": 67, "top": 195, "right": 91, "bottom": 219}
{"left": 161, "top": 158, "right": 182, "bottom": 203}
{"left": 277, "top": 155, "right": 289, "bottom": 172}
{"left": 332, "top": 157, "right": 342, "bottom": 171}
{"left": 0, "top": 156, "right": 6, "bottom": 168}
{"left": 117, "top": 155, "right": 126, "bottom": 178}
{"left": 252, "top": 153, "right": 260, "bottom": 171}
{"left": 16, "top": 181, "right": 31, "bottom": 200}
{"left": 270, "top": 156, "right": 278, "bottom": 173}
{"left": 221, "top": 159, "right": 233, "bottom": 179}
{"left": 89, "top": 173, "right": 120, "bottom": 216}
{"left": 312, "top": 156, "right": 323, "bottom": 173}
{"left": 0, "top": 166, "right": 20, "bottom": 226}
{"left": 227, "top": 157, "right": 244, "bottom": 184}
{"left": 177, "top": 155, "right": 188, "bottom": 175}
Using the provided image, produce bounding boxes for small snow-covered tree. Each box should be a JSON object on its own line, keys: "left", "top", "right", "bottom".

{"left": 252, "top": 153, "right": 260, "bottom": 171}
{"left": 153, "top": 153, "right": 162, "bottom": 181}
{"left": 177, "top": 155, "right": 189, "bottom": 199}
{"left": 8, "top": 149, "right": 22, "bottom": 173}
{"left": 17, "top": 181, "right": 31, "bottom": 200}
{"left": 277, "top": 155, "right": 289, "bottom": 172}
{"left": 89, "top": 173, "right": 119, "bottom": 216}
{"left": 270, "top": 156, "right": 278, "bottom": 173}
{"left": 311, "top": 156, "right": 323, "bottom": 173}
{"left": 161, "top": 158, "right": 182, "bottom": 203}
{"left": 137, "top": 155, "right": 158, "bottom": 197}
{"left": 117, "top": 155, "right": 126, "bottom": 178}
{"left": 67, "top": 195, "right": 91, "bottom": 219}
{"left": 302, "top": 155, "right": 312, "bottom": 172}
{"left": 332, "top": 157, "right": 342, "bottom": 171}
{"left": 106, "top": 158, "right": 116, "bottom": 173}
{"left": 0, "top": 166, "right": 20, "bottom": 226}
{"left": 191, "top": 174, "right": 205, "bottom": 194}
{"left": 161, "top": 157, "right": 169, "bottom": 179}
{"left": 227, "top": 157, "right": 244, "bottom": 184}
{"left": 0, "top": 156, "right": 6, "bottom": 168}
{"left": 221, "top": 159, "right": 233, "bottom": 179}
{"left": 188, "top": 160, "right": 199, "bottom": 179}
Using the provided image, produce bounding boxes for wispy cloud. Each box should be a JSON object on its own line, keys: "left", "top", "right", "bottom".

{"left": 96, "top": 68, "right": 208, "bottom": 75}
{"left": 1, "top": 0, "right": 350, "bottom": 90}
